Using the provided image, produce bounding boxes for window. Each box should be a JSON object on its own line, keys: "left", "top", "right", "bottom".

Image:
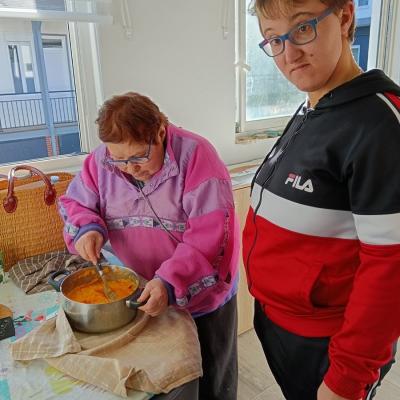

{"left": 352, "top": 45, "right": 361, "bottom": 64}
{"left": 8, "top": 42, "right": 36, "bottom": 93}
{"left": 236, "top": 0, "right": 304, "bottom": 138}
{"left": 0, "top": 24, "right": 81, "bottom": 164}
{"left": 0, "top": 1, "right": 112, "bottom": 172}
{"left": 236, "top": 0, "right": 397, "bottom": 138}
{"left": 353, "top": 0, "right": 372, "bottom": 71}
{"left": 244, "top": 5, "right": 304, "bottom": 122}
{"left": 42, "top": 38, "right": 63, "bottom": 48}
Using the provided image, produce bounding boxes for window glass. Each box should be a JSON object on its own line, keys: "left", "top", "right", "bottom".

{"left": 352, "top": 45, "right": 361, "bottom": 65}
{"left": 245, "top": 0, "right": 304, "bottom": 122}
{"left": 358, "top": 0, "right": 369, "bottom": 7}
{"left": 0, "top": 21, "right": 81, "bottom": 164}
{"left": 239, "top": 0, "right": 376, "bottom": 130}
{"left": 353, "top": 0, "right": 372, "bottom": 71}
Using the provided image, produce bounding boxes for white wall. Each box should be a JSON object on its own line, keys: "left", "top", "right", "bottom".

{"left": 97, "top": 0, "right": 272, "bottom": 165}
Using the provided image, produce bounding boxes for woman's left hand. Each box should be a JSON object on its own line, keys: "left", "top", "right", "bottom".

{"left": 137, "top": 278, "right": 168, "bottom": 317}
{"left": 317, "top": 382, "right": 359, "bottom": 400}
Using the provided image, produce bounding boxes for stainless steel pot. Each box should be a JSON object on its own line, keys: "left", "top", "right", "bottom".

{"left": 48, "top": 265, "right": 144, "bottom": 333}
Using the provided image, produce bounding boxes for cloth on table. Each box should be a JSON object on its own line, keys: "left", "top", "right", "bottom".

{"left": 8, "top": 249, "right": 91, "bottom": 294}
{"left": 10, "top": 306, "right": 202, "bottom": 397}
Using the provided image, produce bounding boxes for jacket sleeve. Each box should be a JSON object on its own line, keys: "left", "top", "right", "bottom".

{"left": 155, "top": 140, "right": 239, "bottom": 312}
{"left": 58, "top": 153, "right": 108, "bottom": 254}
{"left": 324, "top": 94, "right": 400, "bottom": 399}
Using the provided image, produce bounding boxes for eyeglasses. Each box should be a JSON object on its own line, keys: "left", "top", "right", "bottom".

{"left": 105, "top": 137, "right": 153, "bottom": 167}
{"left": 258, "top": 7, "right": 334, "bottom": 57}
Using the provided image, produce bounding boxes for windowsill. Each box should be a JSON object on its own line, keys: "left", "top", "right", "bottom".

{"left": 235, "top": 129, "right": 282, "bottom": 144}
{"left": 0, "top": 153, "right": 261, "bottom": 191}
{"left": 0, "top": 154, "right": 86, "bottom": 176}
{"left": 228, "top": 158, "right": 263, "bottom": 189}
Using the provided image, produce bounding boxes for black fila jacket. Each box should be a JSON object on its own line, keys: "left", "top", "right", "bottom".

{"left": 243, "top": 69, "right": 400, "bottom": 400}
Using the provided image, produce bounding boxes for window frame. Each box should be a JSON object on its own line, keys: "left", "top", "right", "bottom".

{"left": 235, "top": 0, "right": 400, "bottom": 139}
{"left": 368, "top": 0, "right": 400, "bottom": 84}
{"left": 7, "top": 41, "right": 37, "bottom": 94}
{"left": 0, "top": 19, "right": 103, "bottom": 175}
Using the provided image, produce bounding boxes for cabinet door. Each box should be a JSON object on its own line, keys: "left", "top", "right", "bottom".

{"left": 234, "top": 186, "right": 254, "bottom": 335}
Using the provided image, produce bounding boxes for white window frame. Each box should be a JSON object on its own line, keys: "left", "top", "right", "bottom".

{"left": 368, "top": 0, "right": 400, "bottom": 84}
{"left": 235, "top": 0, "right": 400, "bottom": 139}
{"left": 0, "top": 5, "right": 110, "bottom": 175}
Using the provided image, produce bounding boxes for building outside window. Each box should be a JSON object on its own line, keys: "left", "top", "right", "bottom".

{"left": 358, "top": 0, "right": 369, "bottom": 7}
{"left": 352, "top": 45, "right": 361, "bottom": 65}
{"left": 353, "top": 0, "right": 372, "bottom": 71}
{"left": 8, "top": 42, "right": 36, "bottom": 94}
{"left": 0, "top": 0, "right": 111, "bottom": 169}
{"left": 0, "top": 21, "right": 80, "bottom": 164}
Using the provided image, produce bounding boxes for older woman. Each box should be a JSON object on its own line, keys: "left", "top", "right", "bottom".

{"left": 59, "top": 92, "right": 239, "bottom": 400}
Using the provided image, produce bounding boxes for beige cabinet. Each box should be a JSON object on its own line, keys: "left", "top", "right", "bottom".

{"left": 234, "top": 185, "right": 255, "bottom": 335}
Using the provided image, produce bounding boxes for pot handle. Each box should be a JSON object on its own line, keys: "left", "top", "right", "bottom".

{"left": 126, "top": 288, "right": 148, "bottom": 309}
{"left": 48, "top": 269, "right": 71, "bottom": 292}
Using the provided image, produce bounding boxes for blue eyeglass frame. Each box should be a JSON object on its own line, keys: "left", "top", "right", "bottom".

{"left": 106, "top": 136, "right": 154, "bottom": 166}
{"left": 258, "top": 7, "right": 335, "bottom": 57}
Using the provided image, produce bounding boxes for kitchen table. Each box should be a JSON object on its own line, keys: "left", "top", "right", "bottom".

{"left": 0, "top": 277, "right": 153, "bottom": 400}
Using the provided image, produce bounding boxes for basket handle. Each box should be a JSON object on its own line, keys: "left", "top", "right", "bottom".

{"left": 3, "top": 165, "right": 57, "bottom": 214}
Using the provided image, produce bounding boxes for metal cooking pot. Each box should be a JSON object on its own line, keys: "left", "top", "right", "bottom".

{"left": 48, "top": 265, "right": 145, "bottom": 333}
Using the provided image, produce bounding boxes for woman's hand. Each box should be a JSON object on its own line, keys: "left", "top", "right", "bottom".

{"left": 317, "top": 382, "right": 360, "bottom": 400}
{"left": 74, "top": 231, "right": 103, "bottom": 265}
{"left": 137, "top": 278, "right": 168, "bottom": 317}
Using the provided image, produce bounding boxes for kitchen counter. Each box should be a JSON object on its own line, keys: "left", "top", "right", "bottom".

{"left": 228, "top": 159, "right": 262, "bottom": 189}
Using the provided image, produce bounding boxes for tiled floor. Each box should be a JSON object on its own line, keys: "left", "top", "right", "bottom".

{"left": 238, "top": 329, "right": 400, "bottom": 400}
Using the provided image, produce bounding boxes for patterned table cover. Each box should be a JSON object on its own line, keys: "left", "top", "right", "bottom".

{"left": 0, "top": 274, "right": 153, "bottom": 400}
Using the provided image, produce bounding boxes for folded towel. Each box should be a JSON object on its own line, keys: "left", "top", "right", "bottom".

{"left": 11, "top": 307, "right": 202, "bottom": 397}
{"left": 8, "top": 250, "right": 90, "bottom": 294}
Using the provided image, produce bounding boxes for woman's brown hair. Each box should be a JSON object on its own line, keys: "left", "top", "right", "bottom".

{"left": 96, "top": 92, "right": 168, "bottom": 144}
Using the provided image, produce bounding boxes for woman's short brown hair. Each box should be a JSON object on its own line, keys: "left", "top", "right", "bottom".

{"left": 96, "top": 92, "right": 168, "bottom": 144}
{"left": 249, "top": 0, "right": 356, "bottom": 42}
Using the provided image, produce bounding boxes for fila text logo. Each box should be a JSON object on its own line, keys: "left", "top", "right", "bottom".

{"left": 285, "top": 173, "right": 314, "bottom": 193}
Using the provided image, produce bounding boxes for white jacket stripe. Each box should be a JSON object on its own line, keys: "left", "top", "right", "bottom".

{"left": 377, "top": 93, "right": 400, "bottom": 124}
{"left": 252, "top": 184, "right": 357, "bottom": 239}
{"left": 353, "top": 213, "right": 400, "bottom": 245}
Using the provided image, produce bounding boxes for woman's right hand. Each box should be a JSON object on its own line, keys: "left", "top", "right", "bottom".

{"left": 74, "top": 231, "right": 103, "bottom": 265}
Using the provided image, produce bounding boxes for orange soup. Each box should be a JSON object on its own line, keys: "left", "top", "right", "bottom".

{"left": 67, "top": 278, "right": 138, "bottom": 304}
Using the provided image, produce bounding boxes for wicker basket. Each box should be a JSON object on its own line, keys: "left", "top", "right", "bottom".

{"left": 0, "top": 165, "right": 74, "bottom": 271}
